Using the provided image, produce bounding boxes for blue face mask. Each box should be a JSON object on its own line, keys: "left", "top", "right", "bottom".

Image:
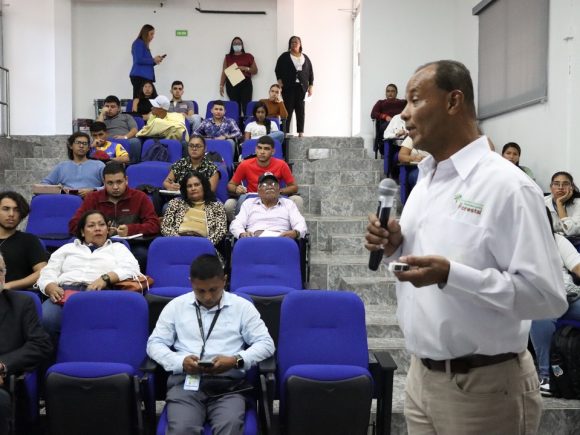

{"left": 232, "top": 44, "right": 242, "bottom": 53}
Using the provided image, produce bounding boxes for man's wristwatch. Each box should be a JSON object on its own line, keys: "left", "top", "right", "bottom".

{"left": 234, "top": 354, "right": 244, "bottom": 369}
{"left": 101, "top": 274, "right": 112, "bottom": 286}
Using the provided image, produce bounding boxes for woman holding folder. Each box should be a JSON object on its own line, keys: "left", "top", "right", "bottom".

{"left": 220, "top": 37, "right": 258, "bottom": 117}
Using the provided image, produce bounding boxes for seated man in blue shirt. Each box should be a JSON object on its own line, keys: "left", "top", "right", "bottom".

{"left": 40, "top": 132, "right": 104, "bottom": 197}
{"left": 194, "top": 100, "right": 241, "bottom": 155}
{"left": 147, "top": 254, "right": 274, "bottom": 435}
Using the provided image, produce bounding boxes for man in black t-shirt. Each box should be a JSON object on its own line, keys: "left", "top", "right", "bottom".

{"left": 0, "top": 192, "right": 48, "bottom": 290}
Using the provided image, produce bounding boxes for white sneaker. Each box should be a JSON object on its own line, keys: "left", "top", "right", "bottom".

{"left": 540, "top": 378, "right": 551, "bottom": 396}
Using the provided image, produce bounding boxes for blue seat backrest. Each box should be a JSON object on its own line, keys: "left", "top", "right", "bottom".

{"left": 126, "top": 161, "right": 171, "bottom": 188}
{"left": 26, "top": 194, "right": 83, "bottom": 236}
{"left": 241, "top": 138, "right": 283, "bottom": 159}
{"left": 206, "top": 139, "right": 234, "bottom": 173}
{"left": 205, "top": 100, "right": 240, "bottom": 122}
{"left": 146, "top": 237, "right": 216, "bottom": 287}
{"left": 141, "top": 139, "right": 182, "bottom": 163}
{"left": 230, "top": 238, "right": 302, "bottom": 290}
{"left": 215, "top": 164, "right": 230, "bottom": 203}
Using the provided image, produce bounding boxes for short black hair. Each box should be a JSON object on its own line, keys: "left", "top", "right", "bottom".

{"left": 104, "top": 95, "right": 120, "bottom": 106}
{"left": 212, "top": 100, "right": 226, "bottom": 110}
{"left": 0, "top": 191, "right": 30, "bottom": 221}
{"left": 257, "top": 135, "right": 275, "bottom": 148}
{"left": 103, "top": 161, "right": 127, "bottom": 178}
{"left": 75, "top": 210, "right": 107, "bottom": 241}
{"left": 190, "top": 254, "right": 224, "bottom": 280}
{"left": 502, "top": 142, "right": 521, "bottom": 155}
{"left": 386, "top": 83, "right": 398, "bottom": 93}
{"left": 171, "top": 80, "right": 184, "bottom": 88}
{"left": 417, "top": 60, "right": 476, "bottom": 117}
{"left": 179, "top": 170, "right": 216, "bottom": 205}
{"left": 90, "top": 121, "right": 107, "bottom": 133}
{"left": 66, "top": 132, "right": 90, "bottom": 160}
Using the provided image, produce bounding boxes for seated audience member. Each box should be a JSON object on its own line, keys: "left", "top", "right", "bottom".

{"left": 230, "top": 173, "right": 307, "bottom": 239}
{"left": 168, "top": 80, "right": 203, "bottom": 131}
{"left": 259, "top": 83, "right": 288, "bottom": 120}
{"left": 0, "top": 253, "right": 53, "bottom": 434}
{"left": 0, "top": 192, "right": 48, "bottom": 290}
{"left": 225, "top": 136, "right": 302, "bottom": 221}
{"left": 147, "top": 254, "right": 275, "bottom": 435}
{"left": 397, "top": 137, "right": 429, "bottom": 191}
{"left": 545, "top": 171, "right": 580, "bottom": 237}
{"left": 137, "top": 95, "right": 188, "bottom": 141}
{"left": 501, "top": 142, "right": 535, "bottom": 180}
{"left": 370, "top": 83, "right": 406, "bottom": 156}
{"left": 39, "top": 210, "right": 141, "bottom": 342}
{"left": 89, "top": 122, "right": 130, "bottom": 164}
{"left": 133, "top": 80, "right": 158, "bottom": 120}
{"left": 244, "top": 102, "right": 285, "bottom": 144}
{"left": 97, "top": 95, "right": 143, "bottom": 164}
{"left": 41, "top": 132, "right": 104, "bottom": 196}
{"left": 163, "top": 135, "right": 219, "bottom": 193}
{"left": 530, "top": 209, "right": 580, "bottom": 395}
{"left": 161, "top": 172, "right": 227, "bottom": 251}
{"left": 194, "top": 100, "right": 241, "bottom": 155}
{"left": 68, "top": 162, "right": 160, "bottom": 271}
{"left": 383, "top": 114, "right": 407, "bottom": 140}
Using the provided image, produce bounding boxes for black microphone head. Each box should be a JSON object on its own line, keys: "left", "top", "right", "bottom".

{"left": 378, "top": 178, "right": 398, "bottom": 198}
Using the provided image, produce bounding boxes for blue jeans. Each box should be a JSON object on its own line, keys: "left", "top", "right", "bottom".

{"left": 530, "top": 299, "right": 580, "bottom": 378}
{"left": 42, "top": 285, "right": 88, "bottom": 344}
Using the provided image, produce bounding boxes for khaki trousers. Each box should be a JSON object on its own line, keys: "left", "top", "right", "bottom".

{"left": 405, "top": 351, "right": 542, "bottom": 435}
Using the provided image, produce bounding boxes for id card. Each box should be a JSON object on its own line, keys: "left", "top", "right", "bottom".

{"left": 184, "top": 374, "right": 200, "bottom": 391}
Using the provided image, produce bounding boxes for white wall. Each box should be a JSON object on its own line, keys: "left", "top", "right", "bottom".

{"left": 477, "top": 0, "right": 580, "bottom": 190}
{"left": 357, "top": 0, "right": 479, "bottom": 153}
{"left": 4, "top": 0, "right": 73, "bottom": 134}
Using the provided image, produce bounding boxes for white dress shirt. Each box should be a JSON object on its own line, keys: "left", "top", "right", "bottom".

{"left": 147, "top": 291, "right": 275, "bottom": 376}
{"left": 37, "top": 239, "right": 140, "bottom": 293}
{"left": 545, "top": 195, "right": 580, "bottom": 236}
{"left": 387, "top": 136, "right": 568, "bottom": 360}
{"left": 229, "top": 197, "right": 307, "bottom": 238}
{"left": 383, "top": 114, "right": 407, "bottom": 139}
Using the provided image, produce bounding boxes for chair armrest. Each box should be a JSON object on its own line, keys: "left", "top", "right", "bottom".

{"left": 258, "top": 356, "right": 276, "bottom": 375}
{"left": 370, "top": 350, "right": 397, "bottom": 435}
{"left": 139, "top": 357, "right": 157, "bottom": 373}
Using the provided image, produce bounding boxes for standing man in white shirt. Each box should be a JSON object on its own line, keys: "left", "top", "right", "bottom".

{"left": 365, "top": 60, "right": 568, "bottom": 434}
{"left": 147, "top": 254, "right": 274, "bottom": 434}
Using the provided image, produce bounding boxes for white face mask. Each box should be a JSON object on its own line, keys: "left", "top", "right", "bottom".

{"left": 233, "top": 44, "right": 242, "bottom": 53}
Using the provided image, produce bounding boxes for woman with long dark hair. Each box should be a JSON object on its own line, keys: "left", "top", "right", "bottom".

{"left": 501, "top": 142, "right": 535, "bottom": 180}
{"left": 545, "top": 171, "right": 580, "bottom": 236}
{"left": 275, "top": 36, "right": 314, "bottom": 137}
{"left": 132, "top": 81, "right": 158, "bottom": 119}
{"left": 244, "top": 102, "right": 284, "bottom": 144}
{"left": 219, "top": 36, "right": 258, "bottom": 117}
{"left": 130, "top": 24, "right": 164, "bottom": 98}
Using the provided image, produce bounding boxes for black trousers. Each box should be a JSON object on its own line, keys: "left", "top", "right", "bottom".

{"left": 282, "top": 83, "right": 306, "bottom": 134}
{"left": 226, "top": 77, "right": 253, "bottom": 118}
{"left": 130, "top": 76, "right": 152, "bottom": 99}
{"left": 0, "top": 388, "right": 9, "bottom": 435}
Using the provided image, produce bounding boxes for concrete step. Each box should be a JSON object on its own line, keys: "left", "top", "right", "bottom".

{"left": 309, "top": 252, "right": 391, "bottom": 290}
{"left": 368, "top": 337, "right": 409, "bottom": 375}
{"left": 387, "top": 373, "right": 580, "bottom": 435}
{"left": 300, "top": 184, "right": 378, "bottom": 215}
{"left": 305, "top": 215, "right": 367, "bottom": 251}
{"left": 320, "top": 197, "right": 378, "bottom": 217}
{"left": 13, "top": 157, "right": 61, "bottom": 171}
{"left": 326, "top": 234, "right": 367, "bottom": 255}
{"left": 287, "top": 136, "right": 365, "bottom": 160}
{"left": 4, "top": 169, "right": 51, "bottom": 186}
{"left": 340, "top": 276, "right": 397, "bottom": 306}
{"left": 365, "top": 304, "right": 402, "bottom": 339}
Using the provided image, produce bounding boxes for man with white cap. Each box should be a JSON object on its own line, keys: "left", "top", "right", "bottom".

{"left": 137, "top": 95, "right": 188, "bottom": 141}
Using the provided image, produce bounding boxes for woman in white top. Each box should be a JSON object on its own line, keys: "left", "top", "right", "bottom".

{"left": 545, "top": 171, "right": 580, "bottom": 237}
{"left": 38, "top": 210, "right": 140, "bottom": 341}
{"left": 244, "top": 102, "right": 284, "bottom": 144}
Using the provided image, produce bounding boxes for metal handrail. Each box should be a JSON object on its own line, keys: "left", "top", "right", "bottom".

{"left": 0, "top": 65, "right": 10, "bottom": 138}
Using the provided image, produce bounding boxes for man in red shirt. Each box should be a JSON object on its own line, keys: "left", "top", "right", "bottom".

{"left": 225, "top": 136, "right": 302, "bottom": 220}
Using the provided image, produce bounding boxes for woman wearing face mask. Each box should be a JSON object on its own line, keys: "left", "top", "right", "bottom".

{"left": 220, "top": 37, "right": 258, "bottom": 117}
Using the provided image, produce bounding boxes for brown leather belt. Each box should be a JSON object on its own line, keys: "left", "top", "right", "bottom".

{"left": 421, "top": 353, "right": 517, "bottom": 374}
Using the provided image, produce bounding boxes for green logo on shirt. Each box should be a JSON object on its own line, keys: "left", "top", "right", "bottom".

{"left": 454, "top": 194, "right": 484, "bottom": 215}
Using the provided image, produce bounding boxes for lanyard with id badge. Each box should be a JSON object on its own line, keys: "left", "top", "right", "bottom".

{"left": 184, "top": 303, "right": 222, "bottom": 391}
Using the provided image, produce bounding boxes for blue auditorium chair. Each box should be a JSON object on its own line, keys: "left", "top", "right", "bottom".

{"left": 26, "top": 194, "right": 82, "bottom": 250}
{"left": 126, "top": 161, "right": 170, "bottom": 189}
{"left": 229, "top": 238, "right": 302, "bottom": 291}
{"left": 241, "top": 138, "right": 283, "bottom": 160}
{"left": 245, "top": 101, "right": 258, "bottom": 119}
{"left": 146, "top": 237, "right": 216, "bottom": 288}
{"left": 215, "top": 164, "right": 230, "bottom": 203}
{"left": 205, "top": 100, "right": 240, "bottom": 123}
{"left": 141, "top": 139, "right": 182, "bottom": 163}
{"left": 44, "top": 291, "right": 153, "bottom": 435}
{"left": 263, "top": 291, "right": 397, "bottom": 435}
{"left": 206, "top": 139, "right": 234, "bottom": 175}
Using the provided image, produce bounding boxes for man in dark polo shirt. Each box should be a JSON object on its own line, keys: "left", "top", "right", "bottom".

{"left": 0, "top": 192, "right": 48, "bottom": 290}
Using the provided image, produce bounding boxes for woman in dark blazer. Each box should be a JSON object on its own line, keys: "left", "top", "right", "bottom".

{"left": 275, "top": 36, "right": 314, "bottom": 137}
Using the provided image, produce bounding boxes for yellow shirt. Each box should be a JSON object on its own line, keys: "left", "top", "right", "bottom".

{"left": 178, "top": 201, "right": 208, "bottom": 237}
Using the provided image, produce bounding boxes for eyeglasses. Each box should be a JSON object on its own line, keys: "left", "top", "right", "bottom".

{"left": 551, "top": 182, "right": 572, "bottom": 188}
{"left": 188, "top": 144, "right": 204, "bottom": 149}
{"left": 259, "top": 181, "right": 277, "bottom": 188}
{"left": 74, "top": 141, "right": 89, "bottom": 146}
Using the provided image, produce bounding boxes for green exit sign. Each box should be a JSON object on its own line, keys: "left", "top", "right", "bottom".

{"left": 175, "top": 30, "right": 188, "bottom": 37}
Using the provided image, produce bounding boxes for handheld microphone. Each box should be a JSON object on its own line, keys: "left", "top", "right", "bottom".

{"left": 368, "top": 178, "right": 398, "bottom": 271}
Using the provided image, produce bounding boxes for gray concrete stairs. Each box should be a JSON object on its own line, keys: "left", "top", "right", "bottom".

{"left": 287, "top": 136, "right": 580, "bottom": 434}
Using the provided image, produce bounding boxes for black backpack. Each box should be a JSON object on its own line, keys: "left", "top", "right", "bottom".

{"left": 549, "top": 322, "right": 580, "bottom": 399}
{"left": 142, "top": 139, "right": 169, "bottom": 162}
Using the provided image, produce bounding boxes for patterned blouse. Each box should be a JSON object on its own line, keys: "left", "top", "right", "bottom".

{"left": 170, "top": 157, "right": 218, "bottom": 184}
